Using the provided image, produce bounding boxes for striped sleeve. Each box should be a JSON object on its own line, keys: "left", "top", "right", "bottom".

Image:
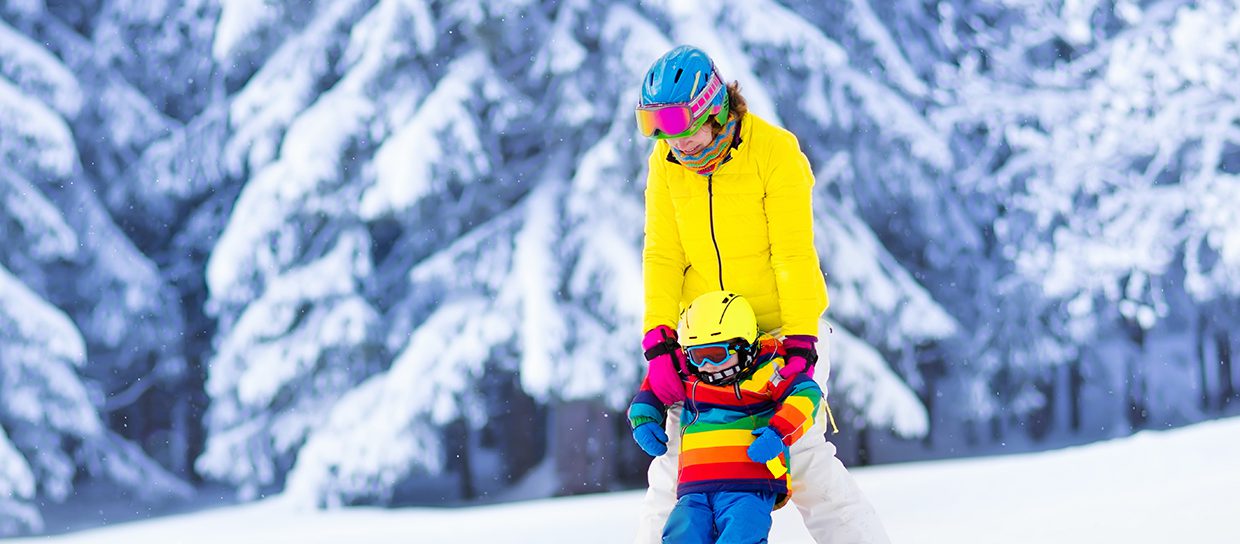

{"left": 768, "top": 374, "right": 822, "bottom": 446}
{"left": 628, "top": 375, "right": 668, "bottom": 429}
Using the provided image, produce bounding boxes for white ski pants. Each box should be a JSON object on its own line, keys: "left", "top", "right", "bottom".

{"left": 633, "top": 401, "right": 891, "bottom": 543}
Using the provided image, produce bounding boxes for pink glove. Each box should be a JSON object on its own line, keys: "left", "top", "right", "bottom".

{"left": 642, "top": 325, "right": 687, "bottom": 405}
{"left": 780, "top": 335, "right": 819, "bottom": 380}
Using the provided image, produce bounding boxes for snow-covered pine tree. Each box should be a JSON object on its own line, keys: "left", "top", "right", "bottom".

{"left": 0, "top": 9, "right": 193, "bottom": 535}
{"left": 4, "top": 1, "right": 207, "bottom": 475}
{"left": 5, "top": 0, "right": 1239, "bottom": 528}
{"left": 939, "top": 0, "right": 1240, "bottom": 441}
{"left": 0, "top": 265, "right": 94, "bottom": 535}
{"left": 10, "top": 1, "right": 964, "bottom": 512}
{"left": 198, "top": 0, "right": 395, "bottom": 500}
{"left": 272, "top": 0, "right": 957, "bottom": 506}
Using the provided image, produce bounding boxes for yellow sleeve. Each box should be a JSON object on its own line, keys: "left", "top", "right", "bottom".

{"left": 763, "top": 130, "right": 828, "bottom": 336}
{"left": 642, "top": 144, "right": 687, "bottom": 332}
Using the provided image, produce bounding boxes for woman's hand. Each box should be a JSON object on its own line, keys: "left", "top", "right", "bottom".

{"left": 643, "top": 325, "right": 687, "bottom": 404}
{"left": 779, "top": 335, "right": 818, "bottom": 380}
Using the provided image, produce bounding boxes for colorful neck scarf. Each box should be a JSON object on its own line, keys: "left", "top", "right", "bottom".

{"left": 670, "top": 116, "right": 738, "bottom": 176}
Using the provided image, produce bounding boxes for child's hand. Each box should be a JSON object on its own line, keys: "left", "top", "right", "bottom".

{"left": 747, "top": 427, "right": 784, "bottom": 463}
{"left": 632, "top": 422, "right": 669, "bottom": 456}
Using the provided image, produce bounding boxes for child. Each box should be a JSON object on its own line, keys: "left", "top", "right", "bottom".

{"left": 629, "top": 291, "right": 823, "bottom": 543}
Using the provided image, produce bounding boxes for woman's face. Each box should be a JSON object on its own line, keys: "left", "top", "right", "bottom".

{"left": 666, "top": 122, "right": 714, "bottom": 155}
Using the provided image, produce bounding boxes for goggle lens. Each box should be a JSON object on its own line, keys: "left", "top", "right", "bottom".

{"left": 685, "top": 342, "right": 734, "bottom": 368}
{"left": 635, "top": 105, "right": 694, "bottom": 139}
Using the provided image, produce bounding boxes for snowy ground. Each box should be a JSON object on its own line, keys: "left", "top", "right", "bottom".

{"left": 11, "top": 417, "right": 1239, "bottom": 544}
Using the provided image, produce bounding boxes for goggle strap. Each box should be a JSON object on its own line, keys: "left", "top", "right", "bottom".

{"left": 689, "top": 72, "right": 723, "bottom": 119}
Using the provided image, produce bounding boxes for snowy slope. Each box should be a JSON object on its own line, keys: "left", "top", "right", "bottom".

{"left": 11, "top": 416, "right": 1238, "bottom": 544}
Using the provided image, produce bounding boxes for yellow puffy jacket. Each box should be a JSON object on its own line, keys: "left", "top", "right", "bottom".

{"left": 642, "top": 113, "right": 829, "bottom": 337}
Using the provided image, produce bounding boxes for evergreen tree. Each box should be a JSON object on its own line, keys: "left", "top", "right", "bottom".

{"left": 0, "top": 11, "right": 192, "bottom": 535}
{"left": 2, "top": 0, "right": 1239, "bottom": 532}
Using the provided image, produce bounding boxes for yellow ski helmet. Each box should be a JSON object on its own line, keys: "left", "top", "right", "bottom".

{"left": 679, "top": 290, "right": 758, "bottom": 346}
{"left": 678, "top": 291, "right": 760, "bottom": 385}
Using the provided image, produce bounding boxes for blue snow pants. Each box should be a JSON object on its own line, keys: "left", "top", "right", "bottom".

{"left": 662, "top": 491, "right": 776, "bottom": 544}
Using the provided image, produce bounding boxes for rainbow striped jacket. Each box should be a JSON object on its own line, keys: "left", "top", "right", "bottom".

{"left": 628, "top": 335, "right": 822, "bottom": 500}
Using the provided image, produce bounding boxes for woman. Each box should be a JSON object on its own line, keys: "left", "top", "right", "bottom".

{"left": 633, "top": 45, "right": 891, "bottom": 544}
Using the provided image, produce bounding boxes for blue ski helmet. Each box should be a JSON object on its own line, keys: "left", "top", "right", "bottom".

{"left": 637, "top": 45, "right": 729, "bottom": 139}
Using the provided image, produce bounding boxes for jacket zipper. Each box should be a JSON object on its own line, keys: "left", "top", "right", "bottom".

{"left": 707, "top": 174, "right": 724, "bottom": 290}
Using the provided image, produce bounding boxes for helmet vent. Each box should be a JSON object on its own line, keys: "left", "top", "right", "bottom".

{"left": 718, "top": 295, "right": 738, "bottom": 324}
{"left": 673, "top": 68, "right": 683, "bottom": 83}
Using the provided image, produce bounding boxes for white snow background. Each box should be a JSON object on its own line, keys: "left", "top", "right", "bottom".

{"left": 9, "top": 416, "right": 1237, "bottom": 544}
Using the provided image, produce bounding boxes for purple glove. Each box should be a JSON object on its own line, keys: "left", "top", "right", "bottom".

{"left": 632, "top": 422, "right": 669, "bottom": 457}
{"left": 643, "top": 325, "right": 687, "bottom": 405}
{"left": 747, "top": 427, "right": 786, "bottom": 463}
{"left": 780, "top": 335, "right": 819, "bottom": 380}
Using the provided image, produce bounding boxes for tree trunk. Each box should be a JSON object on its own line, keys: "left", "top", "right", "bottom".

{"left": 494, "top": 377, "right": 545, "bottom": 484}
{"left": 168, "top": 397, "right": 190, "bottom": 476}
{"left": 450, "top": 420, "right": 475, "bottom": 500}
{"left": 1069, "top": 360, "right": 1083, "bottom": 432}
{"left": 1218, "top": 329, "right": 1235, "bottom": 410}
{"left": 1126, "top": 375, "right": 1148, "bottom": 428}
{"left": 856, "top": 425, "right": 871, "bottom": 466}
{"left": 1125, "top": 324, "right": 1148, "bottom": 430}
{"left": 551, "top": 398, "right": 616, "bottom": 496}
{"left": 1198, "top": 316, "right": 1213, "bottom": 411}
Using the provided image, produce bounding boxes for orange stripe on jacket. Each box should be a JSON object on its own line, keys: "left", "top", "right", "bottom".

{"left": 680, "top": 445, "right": 751, "bottom": 467}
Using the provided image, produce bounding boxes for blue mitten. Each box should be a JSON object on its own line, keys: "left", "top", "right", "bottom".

{"left": 632, "top": 422, "right": 669, "bottom": 457}
{"left": 747, "top": 427, "right": 785, "bottom": 463}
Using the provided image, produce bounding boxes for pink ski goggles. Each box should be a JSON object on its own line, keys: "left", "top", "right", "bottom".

{"left": 635, "top": 72, "right": 724, "bottom": 139}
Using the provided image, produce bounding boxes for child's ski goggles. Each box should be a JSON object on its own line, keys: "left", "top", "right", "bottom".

{"left": 635, "top": 72, "right": 724, "bottom": 139}
{"left": 684, "top": 340, "right": 745, "bottom": 368}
